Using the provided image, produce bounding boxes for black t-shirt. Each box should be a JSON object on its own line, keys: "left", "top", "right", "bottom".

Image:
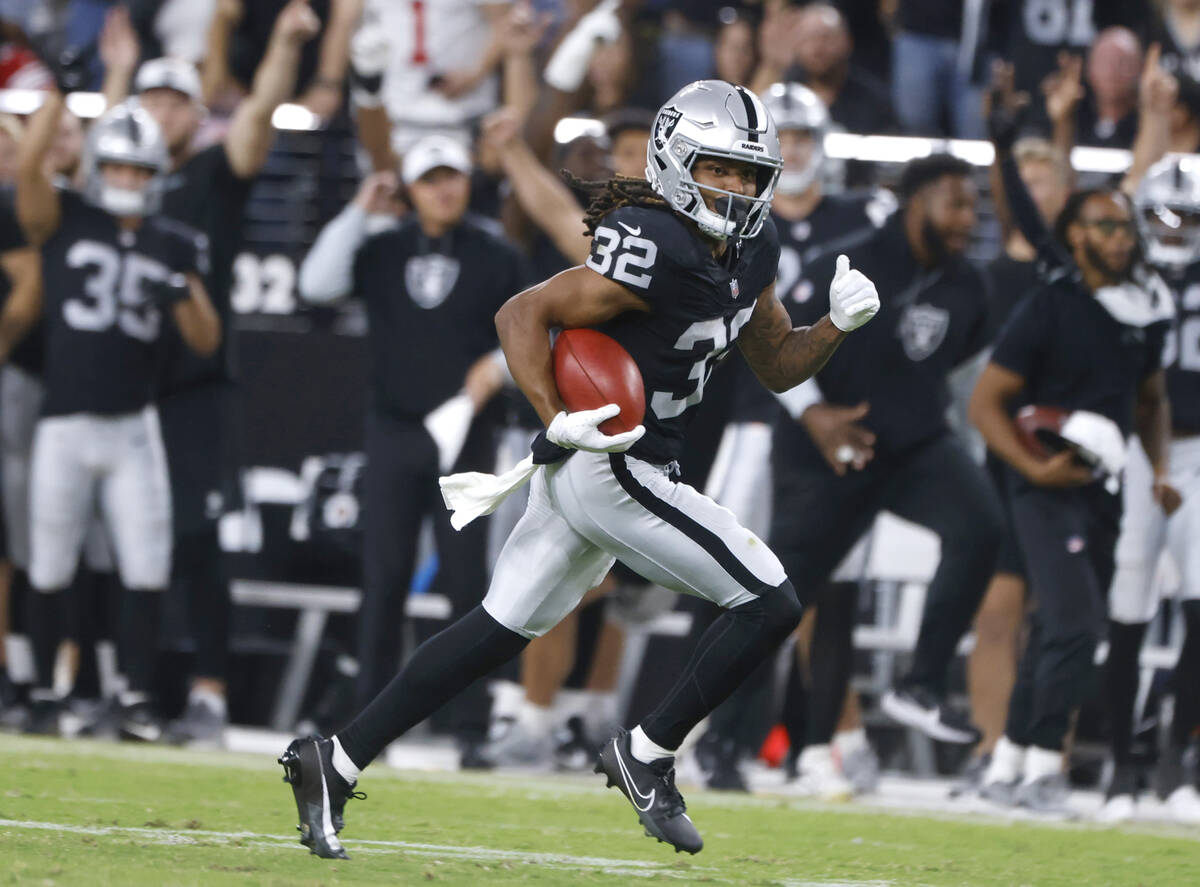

{"left": 996, "top": 0, "right": 1097, "bottom": 95}
{"left": 785, "top": 65, "right": 896, "bottom": 135}
{"left": 0, "top": 189, "right": 42, "bottom": 375}
{"left": 730, "top": 191, "right": 894, "bottom": 424}
{"left": 584, "top": 205, "right": 779, "bottom": 465}
{"left": 897, "top": 0, "right": 962, "bottom": 40}
{"left": 991, "top": 280, "right": 1168, "bottom": 437}
{"left": 354, "top": 214, "right": 527, "bottom": 420}
{"left": 775, "top": 213, "right": 990, "bottom": 466}
{"left": 157, "top": 143, "right": 255, "bottom": 392}
{"left": 41, "top": 191, "right": 207, "bottom": 417}
{"left": 1161, "top": 261, "right": 1200, "bottom": 434}
{"left": 1074, "top": 99, "right": 1138, "bottom": 150}
{"left": 985, "top": 253, "right": 1040, "bottom": 341}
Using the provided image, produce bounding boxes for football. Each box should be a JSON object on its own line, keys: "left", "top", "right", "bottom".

{"left": 552, "top": 328, "right": 646, "bottom": 435}
{"left": 1015, "top": 404, "right": 1073, "bottom": 459}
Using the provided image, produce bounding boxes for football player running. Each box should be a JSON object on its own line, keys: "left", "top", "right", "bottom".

{"left": 281, "top": 80, "right": 880, "bottom": 858}
{"left": 1098, "top": 156, "right": 1200, "bottom": 825}
{"left": 12, "top": 80, "right": 219, "bottom": 741}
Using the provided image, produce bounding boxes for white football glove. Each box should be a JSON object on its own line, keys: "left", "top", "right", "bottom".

{"left": 546, "top": 404, "right": 645, "bottom": 454}
{"left": 828, "top": 254, "right": 880, "bottom": 332}
{"left": 543, "top": 0, "right": 622, "bottom": 92}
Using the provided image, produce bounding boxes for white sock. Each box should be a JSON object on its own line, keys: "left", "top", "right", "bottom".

{"left": 582, "top": 690, "right": 619, "bottom": 733}
{"left": 489, "top": 680, "right": 525, "bottom": 722}
{"left": 985, "top": 735, "right": 1026, "bottom": 784}
{"left": 799, "top": 743, "right": 836, "bottom": 771}
{"left": 834, "top": 727, "right": 868, "bottom": 757}
{"left": 629, "top": 725, "right": 676, "bottom": 764}
{"left": 1022, "top": 746, "right": 1063, "bottom": 783}
{"left": 189, "top": 687, "right": 227, "bottom": 718}
{"left": 331, "top": 736, "right": 361, "bottom": 786}
{"left": 516, "top": 700, "right": 556, "bottom": 738}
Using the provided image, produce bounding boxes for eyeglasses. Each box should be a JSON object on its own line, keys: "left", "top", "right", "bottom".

{"left": 1078, "top": 219, "right": 1136, "bottom": 236}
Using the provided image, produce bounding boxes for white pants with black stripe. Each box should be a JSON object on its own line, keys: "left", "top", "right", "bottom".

{"left": 1110, "top": 435, "right": 1200, "bottom": 623}
{"left": 29, "top": 407, "right": 171, "bottom": 591}
{"left": 483, "top": 450, "right": 788, "bottom": 638}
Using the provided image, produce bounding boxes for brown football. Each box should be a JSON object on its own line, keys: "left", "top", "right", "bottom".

{"left": 552, "top": 328, "right": 646, "bottom": 435}
{"left": 1015, "top": 404, "right": 1072, "bottom": 458}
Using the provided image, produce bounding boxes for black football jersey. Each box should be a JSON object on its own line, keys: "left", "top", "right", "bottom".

{"left": 0, "top": 188, "right": 43, "bottom": 375}
{"left": 584, "top": 205, "right": 780, "bottom": 465}
{"left": 157, "top": 144, "right": 254, "bottom": 393}
{"left": 40, "top": 190, "right": 207, "bottom": 417}
{"left": 1162, "top": 262, "right": 1200, "bottom": 435}
{"left": 728, "top": 191, "right": 895, "bottom": 424}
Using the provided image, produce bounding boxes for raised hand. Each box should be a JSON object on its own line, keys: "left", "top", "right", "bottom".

{"left": 828, "top": 254, "right": 879, "bottom": 332}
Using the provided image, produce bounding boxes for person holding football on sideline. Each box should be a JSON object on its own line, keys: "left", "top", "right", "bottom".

{"left": 280, "top": 79, "right": 880, "bottom": 859}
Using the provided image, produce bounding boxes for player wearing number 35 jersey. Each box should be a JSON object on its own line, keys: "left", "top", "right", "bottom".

{"left": 281, "top": 80, "right": 881, "bottom": 859}
{"left": 11, "top": 90, "right": 219, "bottom": 741}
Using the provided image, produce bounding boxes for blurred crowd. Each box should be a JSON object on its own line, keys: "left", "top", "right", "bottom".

{"left": 0, "top": 0, "right": 1196, "bottom": 830}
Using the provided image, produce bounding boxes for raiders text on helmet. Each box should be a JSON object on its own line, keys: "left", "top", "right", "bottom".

{"left": 646, "top": 80, "right": 783, "bottom": 240}
{"left": 81, "top": 100, "right": 169, "bottom": 218}
{"left": 1135, "top": 155, "right": 1200, "bottom": 270}
{"left": 761, "top": 82, "right": 829, "bottom": 196}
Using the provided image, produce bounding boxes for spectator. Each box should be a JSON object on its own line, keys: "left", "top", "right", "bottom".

{"left": 712, "top": 8, "right": 757, "bottom": 88}
{"left": 889, "top": 0, "right": 987, "bottom": 137}
{"left": 1077, "top": 27, "right": 1142, "bottom": 148}
{"left": 753, "top": 4, "right": 895, "bottom": 135}
{"left": 128, "top": 0, "right": 218, "bottom": 65}
{"left": 297, "top": 136, "right": 527, "bottom": 763}
{"left": 1149, "top": 0, "right": 1200, "bottom": 84}
{"left": 771, "top": 155, "right": 1002, "bottom": 797}
{"left": 972, "top": 103, "right": 1175, "bottom": 815}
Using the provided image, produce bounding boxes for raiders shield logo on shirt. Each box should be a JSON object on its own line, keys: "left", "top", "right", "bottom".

{"left": 405, "top": 254, "right": 461, "bottom": 309}
{"left": 898, "top": 303, "right": 950, "bottom": 361}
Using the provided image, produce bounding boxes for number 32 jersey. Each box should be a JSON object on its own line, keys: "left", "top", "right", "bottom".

{"left": 40, "top": 190, "right": 207, "bottom": 418}
{"left": 585, "top": 205, "right": 780, "bottom": 465}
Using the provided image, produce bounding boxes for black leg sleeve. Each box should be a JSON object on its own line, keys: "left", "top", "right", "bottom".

{"left": 1172, "top": 600, "right": 1200, "bottom": 747}
{"left": 1105, "top": 619, "right": 1147, "bottom": 765}
{"left": 27, "top": 587, "right": 63, "bottom": 693}
{"left": 175, "top": 529, "right": 230, "bottom": 682}
{"left": 639, "top": 581, "right": 803, "bottom": 750}
{"left": 118, "top": 589, "right": 162, "bottom": 696}
{"left": 805, "top": 582, "right": 856, "bottom": 746}
{"left": 336, "top": 604, "right": 529, "bottom": 770}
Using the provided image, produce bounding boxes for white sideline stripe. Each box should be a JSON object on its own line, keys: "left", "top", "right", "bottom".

{"left": 0, "top": 818, "right": 713, "bottom": 878}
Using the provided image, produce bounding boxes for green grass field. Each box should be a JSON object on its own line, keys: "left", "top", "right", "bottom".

{"left": 1, "top": 735, "right": 1196, "bottom": 887}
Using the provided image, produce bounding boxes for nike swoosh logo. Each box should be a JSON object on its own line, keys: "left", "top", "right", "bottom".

{"left": 613, "top": 744, "right": 656, "bottom": 811}
{"left": 618, "top": 222, "right": 642, "bottom": 237}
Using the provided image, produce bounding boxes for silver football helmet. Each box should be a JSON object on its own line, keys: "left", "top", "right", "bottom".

{"left": 646, "top": 80, "right": 782, "bottom": 240}
{"left": 761, "top": 82, "right": 829, "bottom": 195}
{"left": 1135, "top": 155, "right": 1200, "bottom": 270}
{"left": 81, "top": 100, "right": 169, "bottom": 217}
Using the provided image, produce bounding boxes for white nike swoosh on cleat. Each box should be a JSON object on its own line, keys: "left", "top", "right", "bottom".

{"left": 123, "top": 722, "right": 162, "bottom": 742}
{"left": 618, "top": 222, "right": 642, "bottom": 236}
{"left": 612, "top": 743, "right": 656, "bottom": 812}
{"left": 316, "top": 745, "right": 345, "bottom": 853}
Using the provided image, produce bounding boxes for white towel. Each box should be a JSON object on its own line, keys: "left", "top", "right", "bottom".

{"left": 440, "top": 455, "right": 540, "bottom": 530}
{"left": 424, "top": 392, "right": 476, "bottom": 472}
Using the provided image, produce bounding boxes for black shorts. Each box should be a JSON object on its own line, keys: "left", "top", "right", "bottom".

{"left": 986, "top": 454, "right": 1026, "bottom": 579}
{"left": 158, "top": 382, "right": 240, "bottom": 538}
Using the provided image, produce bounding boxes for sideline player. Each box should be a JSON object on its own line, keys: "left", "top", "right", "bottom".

{"left": 1099, "top": 156, "right": 1200, "bottom": 824}
{"left": 280, "top": 79, "right": 880, "bottom": 858}
{"left": 13, "top": 86, "right": 219, "bottom": 740}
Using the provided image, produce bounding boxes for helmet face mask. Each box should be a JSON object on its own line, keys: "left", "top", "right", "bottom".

{"left": 1135, "top": 156, "right": 1200, "bottom": 270}
{"left": 81, "top": 100, "right": 169, "bottom": 218}
{"left": 647, "top": 81, "right": 783, "bottom": 241}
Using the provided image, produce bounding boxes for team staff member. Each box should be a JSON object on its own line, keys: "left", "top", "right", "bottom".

{"left": 1099, "top": 156, "right": 1200, "bottom": 825}
{"left": 14, "top": 88, "right": 219, "bottom": 740}
{"left": 98, "top": 0, "right": 320, "bottom": 745}
{"left": 298, "top": 135, "right": 527, "bottom": 747}
{"left": 771, "top": 154, "right": 1002, "bottom": 791}
{"left": 971, "top": 110, "right": 1176, "bottom": 813}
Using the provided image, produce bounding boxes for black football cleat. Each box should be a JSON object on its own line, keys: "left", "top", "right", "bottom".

{"left": 279, "top": 735, "right": 364, "bottom": 859}
{"left": 595, "top": 729, "right": 703, "bottom": 855}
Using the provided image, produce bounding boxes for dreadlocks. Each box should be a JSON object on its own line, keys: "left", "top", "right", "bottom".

{"left": 561, "top": 172, "right": 669, "bottom": 237}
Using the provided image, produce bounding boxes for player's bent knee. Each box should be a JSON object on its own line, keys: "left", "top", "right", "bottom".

{"left": 746, "top": 579, "right": 804, "bottom": 637}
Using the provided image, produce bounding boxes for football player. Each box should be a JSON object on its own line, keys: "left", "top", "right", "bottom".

{"left": 13, "top": 86, "right": 219, "bottom": 742}
{"left": 1098, "top": 156, "right": 1200, "bottom": 825}
{"left": 970, "top": 101, "right": 1176, "bottom": 814}
{"left": 281, "top": 80, "right": 880, "bottom": 859}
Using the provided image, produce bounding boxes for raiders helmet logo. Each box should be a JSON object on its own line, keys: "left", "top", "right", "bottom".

{"left": 653, "top": 106, "right": 683, "bottom": 150}
{"left": 897, "top": 303, "right": 950, "bottom": 361}
{"left": 405, "top": 254, "right": 460, "bottom": 309}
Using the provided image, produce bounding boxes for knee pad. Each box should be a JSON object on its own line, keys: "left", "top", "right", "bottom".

{"left": 751, "top": 579, "right": 804, "bottom": 636}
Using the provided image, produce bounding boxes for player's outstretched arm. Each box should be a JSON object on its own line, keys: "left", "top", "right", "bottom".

{"left": 15, "top": 91, "right": 64, "bottom": 246}
{"left": 738, "top": 256, "right": 878, "bottom": 392}
{"left": 0, "top": 247, "right": 41, "bottom": 362}
{"left": 495, "top": 266, "right": 649, "bottom": 426}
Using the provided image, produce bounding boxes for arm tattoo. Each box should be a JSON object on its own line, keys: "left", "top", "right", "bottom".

{"left": 738, "top": 292, "right": 845, "bottom": 392}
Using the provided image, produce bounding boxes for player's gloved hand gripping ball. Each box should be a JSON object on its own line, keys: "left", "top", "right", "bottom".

{"left": 828, "top": 254, "right": 880, "bottom": 332}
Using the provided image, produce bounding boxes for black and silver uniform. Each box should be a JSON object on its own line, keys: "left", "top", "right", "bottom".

{"left": 1160, "top": 262, "right": 1200, "bottom": 435}
{"left": 584, "top": 204, "right": 780, "bottom": 465}
{"left": 157, "top": 144, "right": 253, "bottom": 392}
{"left": 40, "top": 190, "right": 207, "bottom": 418}
{"left": 729, "top": 191, "right": 893, "bottom": 424}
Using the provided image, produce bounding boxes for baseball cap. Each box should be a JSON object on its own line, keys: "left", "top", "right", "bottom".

{"left": 401, "top": 135, "right": 472, "bottom": 185}
{"left": 135, "top": 58, "right": 203, "bottom": 102}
